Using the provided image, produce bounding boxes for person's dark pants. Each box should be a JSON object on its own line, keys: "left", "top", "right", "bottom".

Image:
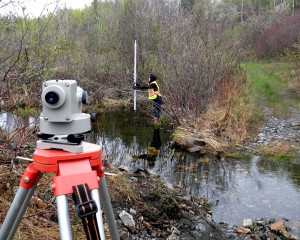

{"left": 153, "top": 96, "right": 162, "bottom": 120}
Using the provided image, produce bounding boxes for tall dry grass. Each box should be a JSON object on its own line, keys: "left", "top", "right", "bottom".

{"left": 191, "top": 71, "right": 255, "bottom": 152}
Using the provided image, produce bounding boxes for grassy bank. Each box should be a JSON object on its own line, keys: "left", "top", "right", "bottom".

{"left": 242, "top": 62, "right": 300, "bottom": 116}
{"left": 241, "top": 61, "right": 300, "bottom": 158}
{"left": 174, "top": 60, "right": 300, "bottom": 156}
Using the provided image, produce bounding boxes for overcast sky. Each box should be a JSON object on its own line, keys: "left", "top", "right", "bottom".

{"left": 0, "top": 0, "right": 94, "bottom": 17}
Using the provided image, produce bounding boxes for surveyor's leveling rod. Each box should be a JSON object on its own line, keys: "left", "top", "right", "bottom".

{"left": 134, "top": 40, "right": 137, "bottom": 111}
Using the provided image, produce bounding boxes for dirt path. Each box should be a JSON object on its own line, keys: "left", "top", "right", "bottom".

{"left": 246, "top": 95, "right": 300, "bottom": 156}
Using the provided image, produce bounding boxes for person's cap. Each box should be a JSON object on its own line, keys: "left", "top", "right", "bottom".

{"left": 149, "top": 74, "right": 157, "bottom": 82}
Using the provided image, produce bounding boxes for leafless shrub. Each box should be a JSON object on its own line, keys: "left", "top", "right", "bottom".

{"left": 154, "top": 2, "right": 246, "bottom": 123}
{"left": 286, "top": 41, "right": 300, "bottom": 98}
{"left": 192, "top": 70, "right": 252, "bottom": 150}
{"left": 253, "top": 11, "right": 300, "bottom": 59}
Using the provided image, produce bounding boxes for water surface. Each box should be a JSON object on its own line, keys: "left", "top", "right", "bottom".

{"left": 0, "top": 112, "right": 36, "bottom": 132}
{"left": 91, "top": 110, "right": 300, "bottom": 237}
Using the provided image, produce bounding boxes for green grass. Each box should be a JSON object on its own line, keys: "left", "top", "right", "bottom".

{"left": 241, "top": 62, "right": 298, "bottom": 116}
{"left": 274, "top": 154, "right": 293, "bottom": 163}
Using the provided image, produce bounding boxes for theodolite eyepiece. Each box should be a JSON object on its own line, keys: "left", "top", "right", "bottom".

{"left": 45, "top": 91, "right": 60, "bottom": 105}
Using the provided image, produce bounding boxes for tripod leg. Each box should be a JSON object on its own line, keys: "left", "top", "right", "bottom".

{"left": 1, "top": 163, "right": 42, "bottom": 240}
{"left": 91, "top": 189, "right": 106, "bottom": 240}
{"left": 99, "top": 177, "right": 120, "bottom": 240}
{"left": 0, "top": 186, "right": 36, "bottom": 240}
{"left": 56, "top": 195, "right": 72, "bottom": 240}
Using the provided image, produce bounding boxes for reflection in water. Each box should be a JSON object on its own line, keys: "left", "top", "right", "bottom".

{"left": 162, "top": 156, "right": 300, "bottom": 237}
{"left": 168, "top": 156, "right": 300, "bottom": 226}
{"left": 88, "top": 110, "right": 173, "bottom": 169}
{"left": 0, "top": 112, "right": 19, "bottom": 132}
{"left": 90, "top": 111, "right": 300, "bottom": 237}
{"left": 0, "top": 112, "right": 36, "bottom": 132}
{"left": 133, "top": 127, "right": 162, "bottom": 168}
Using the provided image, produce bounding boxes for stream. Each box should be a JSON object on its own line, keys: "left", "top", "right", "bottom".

{"left": 1, "top": 110, "right": 300, "bottom": 237}
{"left": 89, "top": 110, "right": 300, "bottom": 238}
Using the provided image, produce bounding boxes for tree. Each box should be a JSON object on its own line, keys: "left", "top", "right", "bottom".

{"left": 0, "top": 1, "right": 63, "bottom": 111}
{"left": 181, "top": 0, "right": 196, "bottom": 12}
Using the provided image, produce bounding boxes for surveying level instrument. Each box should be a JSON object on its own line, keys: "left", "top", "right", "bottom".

{"left": 0, "top": 80, "right": 120, "bottom": 240}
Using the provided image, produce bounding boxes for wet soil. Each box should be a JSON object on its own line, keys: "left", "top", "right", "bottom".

{"left": 107, "top": 169, "right": 226, "bottom": 239}
{"left": 107, "top": 168, "right": 298, "bottom": 240}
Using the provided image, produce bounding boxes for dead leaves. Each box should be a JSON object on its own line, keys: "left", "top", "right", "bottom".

{"left": 235, "top": 219, "right": 298, "bottom": 240}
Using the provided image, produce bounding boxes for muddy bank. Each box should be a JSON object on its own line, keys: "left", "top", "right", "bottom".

{"left": 108, "top": 167, "right": 298, "bottom": 240}
{"left": 0, "top": 163, "right": 224, "bottom": 239}
{"left": 107, "top": 168, "right": 225, "bottom": 239}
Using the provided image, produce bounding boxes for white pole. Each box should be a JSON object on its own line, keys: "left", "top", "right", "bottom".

{"left": 134, "top": 40, "right": 137, "bottom": 111}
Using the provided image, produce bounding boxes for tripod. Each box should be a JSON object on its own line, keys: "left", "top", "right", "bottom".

{"left": 0, "top": 141, "right": 120, "bottom": 240}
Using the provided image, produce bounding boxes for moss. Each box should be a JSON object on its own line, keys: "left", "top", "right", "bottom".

{"left": 172, "top": 128, "right": 194, "bottom": 149}
{"left": 258, "top": 141, "right": 297, "bottom": 160}
{"left": 13, "top": 107, "right": 39, "bottom": 118}
{"left": 274, "top": 154, "right": 294, "bottom": 163}
{"left": 223, "top": 152, "right": 252, "bottom": 160}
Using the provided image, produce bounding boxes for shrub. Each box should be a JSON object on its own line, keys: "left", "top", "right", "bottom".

{"left": 253, "top": 12, "right": 300, "bottom": 59}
